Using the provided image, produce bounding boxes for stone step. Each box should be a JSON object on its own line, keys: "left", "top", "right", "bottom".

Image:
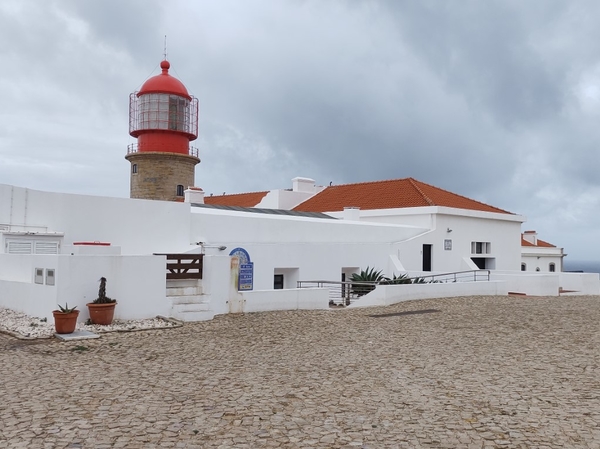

{"left": 171, "top": 310, "right": 215, "bottom": 322}
{"left": 172, "top": 302, "right": 210, "bottom": 313}
{"left": 170, "top": 295, "right": 207, "bottom": 305}
{"left": 166, "top": 285, "right": 203, "bottom": 296}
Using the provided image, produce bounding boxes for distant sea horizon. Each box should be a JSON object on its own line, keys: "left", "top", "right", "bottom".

{"left": 563, "top": 260, "right": 600, "bottom": 274}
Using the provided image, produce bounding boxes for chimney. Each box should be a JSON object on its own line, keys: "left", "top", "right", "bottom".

{"left": 184, "top": 187, "right": 205, "bottom": 204}
{"left": 292, "top": 177, "right": 316, "bottom": 193}
{"left": 523, "top": 230, "right": 537, "bottom": 245}
{"left": 343, "top": 207, "right": 361, "bottom": 221}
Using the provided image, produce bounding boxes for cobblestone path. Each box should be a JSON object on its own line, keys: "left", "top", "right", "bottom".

{"left": 1, "top": 296, "right": 600, "bottom": 448}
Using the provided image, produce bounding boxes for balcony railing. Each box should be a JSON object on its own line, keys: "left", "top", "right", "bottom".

{"left": 126, "top": 143, "right": 199, "bottom": 158}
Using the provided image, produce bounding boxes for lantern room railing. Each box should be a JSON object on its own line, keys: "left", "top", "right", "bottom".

{"left": 126, "top": 143, "right": 199, "bottom": 158}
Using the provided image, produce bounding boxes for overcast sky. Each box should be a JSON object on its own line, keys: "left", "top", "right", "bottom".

{"left": 1, "top": 0, "right": 599, "bottom": 262}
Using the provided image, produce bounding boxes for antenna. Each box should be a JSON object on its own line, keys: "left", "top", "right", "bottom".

{"left": 163, "top": 35, "right": 167, "bottom": 60}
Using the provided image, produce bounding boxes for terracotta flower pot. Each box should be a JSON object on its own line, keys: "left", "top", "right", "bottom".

{"left": 53, "top": 310, "right": 80, "bottom": 334}
{"left": 86, "top": 302, "right": 117, "bottom": 325}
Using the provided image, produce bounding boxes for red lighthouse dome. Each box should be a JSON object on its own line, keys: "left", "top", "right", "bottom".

{"left": 125, "top": 59, "right": 201, "bottom": 202}
{"left": 138, "top": 60, "right": 191, "bottom": 99}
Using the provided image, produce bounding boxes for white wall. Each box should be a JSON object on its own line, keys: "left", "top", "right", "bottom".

{"left": 521, "top": 247, "right": 564, "bottom": 273}
{"left": 490, "top": 272, "right": 559, "bottom": 296}
{"left": 328, "top": 206, "right": 524, "bottom": 273}
{"left": 241, "top": 288, "right": 330, "bottom": 313}
{"left": 0, "top": 253, "right": 169, "bottom": 321}
{"left": 0, "top": 184, "right": 193, "bottom": 255}
{"left": 348, "top": 281, "right": 508, "bottom": 308}
{"left": 558, "top": 272, "right": 600, "bottom": 295}
{"left": 190, "top": 206, "right": 428, "bottom": 289}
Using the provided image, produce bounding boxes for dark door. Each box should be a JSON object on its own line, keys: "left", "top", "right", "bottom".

{"left": 422, "top": 244, "right": 432, "bottom": 271}
{"left": 274, "top": 274, "right": 284, "bottom": 289}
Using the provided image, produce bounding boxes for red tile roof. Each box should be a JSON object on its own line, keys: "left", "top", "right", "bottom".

{"left": 204, "top": 191, "right": 269, "bottom": 208}
{"left": 293, "top": 178, "right": 512, "bottom": 214}
{"left": 521, "top": 236, "right": 556, "bottom": 247}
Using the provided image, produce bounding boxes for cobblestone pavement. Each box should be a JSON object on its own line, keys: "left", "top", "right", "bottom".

{"left": 1, "top": 295, "right": 600, "bottom": 448}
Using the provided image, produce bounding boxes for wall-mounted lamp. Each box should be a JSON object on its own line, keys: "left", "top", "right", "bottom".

{"left": 447, "top": 228, "right": 453, "bottom": 233}
{"left": 195, "top": 242, "right": 227, "bottom": 252}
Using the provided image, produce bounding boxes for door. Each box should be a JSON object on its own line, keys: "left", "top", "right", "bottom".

{"left": 422, "top": 244, "right": 432, "bottom": 271}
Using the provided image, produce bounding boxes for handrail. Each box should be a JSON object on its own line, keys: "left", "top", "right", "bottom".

{"left": 297, "top": 270, "right": 491, "bottom": 307}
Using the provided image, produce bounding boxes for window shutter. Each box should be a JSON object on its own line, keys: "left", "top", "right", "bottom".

{"left": 34, "top": 241, "right": 59, "bottom": 255}
{"left": 7, "top": 241, "right": 33, "bottom": 254}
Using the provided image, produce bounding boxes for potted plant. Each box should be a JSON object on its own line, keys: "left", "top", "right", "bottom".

{"left": 86, "top": 277, "right": 117, "bottom": 325}
{"left": 53, "top": 303, "right": 79, "bottom": 334}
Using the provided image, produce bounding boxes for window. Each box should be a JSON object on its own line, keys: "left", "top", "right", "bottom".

{"left": 176, "top": 185, "right": 184, "bottom": 197}
{"left": 274, "top": 274, "right": 284, "bottom": 289}
{"left": 138, "top": 93, "right": 191, "bottom": 132}
{"left": 549, "top": 263, "right": 556, "bottom": 272}
{"left": 471, "top": 241, "right": 491, "bottom": 254}
{"left": 132, "top": 164, "right": 138, "bottom": 174}
{"left": 521, "top": 263, "right": 526, "bottom": 272}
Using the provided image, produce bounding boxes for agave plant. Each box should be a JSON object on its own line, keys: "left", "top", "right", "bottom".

{"left": 350, "top": 267, "right": 388, "bottom": 297}
{"left": 382, "top": 273, "right": 412, "bottom": 285}
{"left": 57, "top": 303, "right": 78, "bottom": 313}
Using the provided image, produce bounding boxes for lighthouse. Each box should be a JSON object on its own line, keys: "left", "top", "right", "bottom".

{"left": 125, "top": 60, "right": 200, "bottom": 201}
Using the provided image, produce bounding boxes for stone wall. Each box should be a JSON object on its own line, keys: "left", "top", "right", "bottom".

{"left": 125, "top": 152, "right": 200, "bottom": 201}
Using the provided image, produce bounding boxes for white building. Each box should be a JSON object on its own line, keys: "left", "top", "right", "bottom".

{"left": 521, "top": 230, "right": 566, "bottom": 273}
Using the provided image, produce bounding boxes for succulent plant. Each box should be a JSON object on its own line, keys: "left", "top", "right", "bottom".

{"left": 57, "top": 303, "right": 78, "bottom": 313}
{"left": 92, "top": 277, "right": 116, "bottom": 304}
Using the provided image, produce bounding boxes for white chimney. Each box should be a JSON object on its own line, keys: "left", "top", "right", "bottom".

{"left": 292, "top": 177, "right": 316, "bottom": 193}
{"left": 343, "top": 207, "right": 361, "bottom": 221}
{"left": 185, "top": 187, "right": 205, "bottom": 204}
{"left": 523, "top": 230, "right": 537, "bottom": 245}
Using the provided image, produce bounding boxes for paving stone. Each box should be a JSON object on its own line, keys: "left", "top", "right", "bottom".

{"left": 1, "top": 295, "right": 600, "bottom": 447}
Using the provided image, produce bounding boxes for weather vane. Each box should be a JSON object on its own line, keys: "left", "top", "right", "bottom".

{"left": 163, "top": 35, "right": 167, "bottom": 60}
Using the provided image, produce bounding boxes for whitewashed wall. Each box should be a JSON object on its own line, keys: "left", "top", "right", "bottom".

{"left": 0, "top": 184, "right": 192, "bottom": 255}
{"left": 558, "top": 272, "right": 600, "bottom": 295}
{"left": 490, "top": 272, "right": 559, "bottom": 296}
{"left": 348, "top": 281, "right": 508, "bottom": 308}
{"left": 328, "top": 206, "right": 524, "bottom": 272}
{"left": 241, "top": 288, "right": 330, "bottom": 313}
{"left": 521, "top": 249, "right": 564, "bottom": 273}
{"left": 190, "top": 207, "right": 428, "bottom": 290}
{"left": 0, "top": 253, "right": 169, "bottom": 321}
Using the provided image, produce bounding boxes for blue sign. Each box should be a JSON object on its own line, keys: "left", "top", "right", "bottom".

{"left": 229, "top": 247, "right": 254, "bottom": 291}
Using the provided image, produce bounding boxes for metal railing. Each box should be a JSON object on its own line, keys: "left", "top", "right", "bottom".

{"left": 297, "top": 270, "right": 491, "bottom": 307}
{"left": 154, "top": 253, "right": 204, "bottom": 280}
{"left": 126, "top": 143, "right": 199, "bottom": 158}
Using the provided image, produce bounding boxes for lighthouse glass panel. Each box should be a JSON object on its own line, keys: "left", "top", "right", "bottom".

{"left": 138, "top": 94, "right": 190, "bottom": 132}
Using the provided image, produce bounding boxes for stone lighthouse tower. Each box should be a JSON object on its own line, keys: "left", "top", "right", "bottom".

{"left": 125, "top": 59, "right": 200, "bottom": 201}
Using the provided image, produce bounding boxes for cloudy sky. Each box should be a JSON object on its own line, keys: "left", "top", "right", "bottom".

{"left": 1, "top": 0, "right": 599, "bottom": 262}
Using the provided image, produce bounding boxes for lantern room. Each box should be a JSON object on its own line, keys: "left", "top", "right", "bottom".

{"left": 128, "top": 60, "right": 199, "bottom": 155}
